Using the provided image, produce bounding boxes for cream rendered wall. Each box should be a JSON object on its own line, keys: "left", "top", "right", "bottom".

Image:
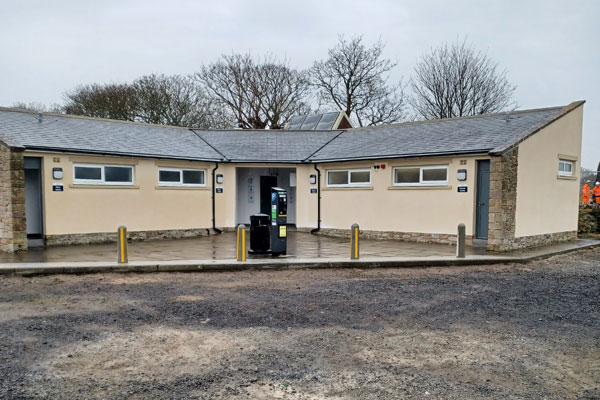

{"left": 514, "top": 106, "right": 583, "bottom": 237}
{"left": 318, "top": 156, "right": 486, "bottom": 236}
{"left": 31, "top": 153, "right": 215, "bottom": 235}
{"left": 213, "top": 163, "right": 236, "bottom": 229}
{"left": 295, "top": 164, "right": 319, "bottom": 229}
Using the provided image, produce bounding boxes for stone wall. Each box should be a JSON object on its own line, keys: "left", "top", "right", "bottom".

{"left": 0, "top": 141, "right": 27, "bottom": 253}
{"left": 510, "top": 231, "right": 577, "bottom": 250}
{"left": 578, "top": 208, "right": 598, "bottom": 234}
{"left": 487, "top": 147, "right": 518, "bottom": 251}
{"left": 298, "top": 227, "right": 472, "bottom": 246}
{"left": 45, "top": 228, "right": 214, "bottom": 246}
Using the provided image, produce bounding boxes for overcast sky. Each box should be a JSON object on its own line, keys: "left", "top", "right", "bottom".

{"left": 1, "top": 0, "right": 598, "bottom": 168}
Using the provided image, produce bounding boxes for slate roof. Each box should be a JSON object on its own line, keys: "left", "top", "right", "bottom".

{"left": 0, "top": 102, "right": 584, "bottom": 163}
{"left": 192, "top": 129, "right": 341, "bottom": 162}
{"left": 307, "top": 104, "right": 580, "bottom": 162}
{"left": 0, "top": 109, "right": 223, "bottom": 161}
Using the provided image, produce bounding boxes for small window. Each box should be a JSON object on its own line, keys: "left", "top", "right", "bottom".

{"left": 74, "top": 166, "right": 102, "bottom": 181}
{"left": 558, "top": 160, "right": 573, "bottom": 177}
{"left": 105, "top": 166, "right": 133, "bottom": 183}
{"left": 394, "top": 165, "right": 448, "bottom": 186}
{"left": 395, "top": 168, "right": 419, "bottom": 184}
{"left": 327, "top": 169, "right": 371, "bottom": 187}
{"left": 73, "top": 164, "right": 134, "bottom": 185}
{"left": 159, "top": 170, "right": 180, "bottom": 183}
{"left": 158, "top": 168, "right": 206, "bottom": 186}
{"left": 183, "top": 170, "right": 204, "bottom": 185}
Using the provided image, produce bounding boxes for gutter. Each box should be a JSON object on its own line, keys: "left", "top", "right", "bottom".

{"left": 211, "top": 162, "right": 222, "bottom": 234}
{"left": 310, "top": 163, "right": 321, "bottom": 234}
{"left": 307, "top": 150, "right": 490, "bottom": 164}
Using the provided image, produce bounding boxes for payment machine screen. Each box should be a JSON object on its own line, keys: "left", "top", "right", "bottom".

{"left": 278, "top": 192, "right": 287, "bottom": 216}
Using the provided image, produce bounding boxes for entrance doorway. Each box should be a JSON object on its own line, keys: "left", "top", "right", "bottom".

{"left": 24, "top": 157, "right": 44, "bottom": 240}
{"left": 260, "top": 176, "right": 278, "bottom": 214}
{"left": 236, "top": 167, "right": 296, "bottom": 226}
{"left": 475, "top": 160, "right": 490, "bottom": 239}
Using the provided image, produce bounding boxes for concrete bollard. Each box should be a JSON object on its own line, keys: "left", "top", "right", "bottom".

{"left": 350, "top": 223, "right": 360, "bottom": 260}
{"left": 236, "top": 224, "right": 246, "bottom": 262}
{"left": 117, "top": 226, "right": 128, "bottom": 264}
{"left": 457, "top": 223, "right": 466, "bottom": 258}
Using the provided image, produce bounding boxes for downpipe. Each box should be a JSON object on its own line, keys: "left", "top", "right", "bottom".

{"left": 211, "top": 162, "right": 222, "bottom": 234}
{"left": 310, "top": 163, "right": 321, "bottom": 234}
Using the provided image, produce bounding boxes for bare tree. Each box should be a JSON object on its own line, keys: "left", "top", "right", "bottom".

{"left": 133, "top": 74, "right": 230, "bottom": 128}
{"left": 410, "top": 40, "right": 517, "bottom": 120}
{"left": 63, "top": 78, "right": 231, "bottom": 128}
{"left": 195, "top": 54, "right": 311, "bottom": 129}
{"left": 64, "top": 83, "right": 138, "bottom": 121}
{"left": 310, "top": 35, "right": 406, "bottom": 127}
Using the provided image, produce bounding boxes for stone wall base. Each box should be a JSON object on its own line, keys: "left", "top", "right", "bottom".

{"left": 300, "top": 227, "right": 473, "bottom": 246}
{"left": 488, "top": 231, "right": 577, "bottom": 252}
{"left": 45, "top": 228, "right": 214, "bottom": 246}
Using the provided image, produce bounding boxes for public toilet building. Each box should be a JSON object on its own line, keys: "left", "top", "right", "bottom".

{"left": 0, "top": 101, "right": 584, "bottom": 253}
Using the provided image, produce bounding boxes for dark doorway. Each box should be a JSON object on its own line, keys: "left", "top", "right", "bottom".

{"left": 24, "top": 157, "right": 44, "bottom": 239}
{"left": 475, "top": 160, "right": 490, "bottom": 239}
{"left": 260, "top": 176, "right": 278, "bottom": 214}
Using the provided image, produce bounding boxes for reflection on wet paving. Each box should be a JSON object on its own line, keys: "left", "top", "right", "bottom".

{"left": 0, "top": 231, "right": 489, "bottom": 263}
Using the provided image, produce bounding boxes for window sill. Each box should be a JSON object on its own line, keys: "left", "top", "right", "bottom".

{"left": 388, "top": 185, "right": 453, "bottom": 190}
{"left": 155, "top": 186, "right": 210, "bottom": 190}
{"left": 322, "top": 186, "right": 373, "bottom": 191}
{"left": 69, "top": 184, "right": 139, "bottom": 189}
{"left": 557, "top": 175, "right": 577, "bottom": 180}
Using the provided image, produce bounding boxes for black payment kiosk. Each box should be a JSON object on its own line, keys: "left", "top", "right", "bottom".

{"left": 249, "top": 187, "right": 287, "bottom": 256}
{"left": 270, "top": 187, "right": 287, "bottom": 255}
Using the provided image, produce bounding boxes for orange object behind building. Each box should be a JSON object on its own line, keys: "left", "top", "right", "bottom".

{"left": 582, "top": 183, "right": 591, "bottom": 204}
{"left": 593, "top": 184, "right": 600, "bottom": 204}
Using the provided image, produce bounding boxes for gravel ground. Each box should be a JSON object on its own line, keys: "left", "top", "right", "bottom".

{"left": 0, "top": 248, "right": 599, "bottom": 399}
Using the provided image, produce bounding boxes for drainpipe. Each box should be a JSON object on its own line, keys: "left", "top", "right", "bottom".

{"left": 311, "top": 163, "right": 321, "bottom": 234}
{"left": 211, "top": 162, "right": 222, "bottom": 234}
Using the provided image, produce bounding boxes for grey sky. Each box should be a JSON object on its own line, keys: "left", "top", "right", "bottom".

{"left": 1, "top": 0, "right": 598, "bottom": 168}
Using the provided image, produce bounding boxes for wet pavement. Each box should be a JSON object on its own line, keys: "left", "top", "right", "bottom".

{"left": 0, "top": 231, "right": 488, "bottom": 263}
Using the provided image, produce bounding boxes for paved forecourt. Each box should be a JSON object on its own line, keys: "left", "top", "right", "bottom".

{"left": 0, "top": 235, "right": 598, "bottom": 276}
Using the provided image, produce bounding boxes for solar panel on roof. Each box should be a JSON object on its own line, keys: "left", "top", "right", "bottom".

{"left": 286, "top": 115, "right": 306, "bottom": 130}
{"left": 315, "top": 112, "right": 339, "bottom": 130}
{"left": 300, "top": 114, "right": 322, "bottom": 130}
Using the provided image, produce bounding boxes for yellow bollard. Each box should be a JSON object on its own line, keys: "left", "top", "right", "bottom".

{"left": 457, "top": 223, "right": 466, "bottom": 258}
{"left": 236, "top": 224, "right": 246, "bottom": 262}
{"left": 117, "top": 226, "right": 128, "bottom": 264}
{"left": 350, "top": 223, "right": 359, "bottom": 260}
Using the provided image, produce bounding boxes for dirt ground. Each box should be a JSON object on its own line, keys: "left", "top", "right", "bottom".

{"left": 1, "top": 249, "right": 599, "bottom": 399}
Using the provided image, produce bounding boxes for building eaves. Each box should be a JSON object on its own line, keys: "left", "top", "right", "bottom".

{"left": 306, "top": 149, "right": 491, "bottom": 164}
{"left": 21, "top": 146, "right": 224, "bottom": 162}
